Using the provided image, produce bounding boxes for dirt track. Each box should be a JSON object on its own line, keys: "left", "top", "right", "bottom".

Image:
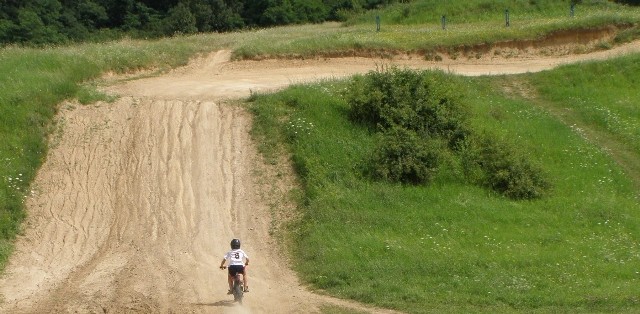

{"left": 1, "top": 41, "right": 640, "bottom": 314}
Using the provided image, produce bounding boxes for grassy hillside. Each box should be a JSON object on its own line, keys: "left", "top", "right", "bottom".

{"left": 232, "top": 1, "right": 640, "bottom": 60}
{"left": 249, "top": 55, "right": 640, "bottom": 313}
{"left": 531, "top": 55, "right": 640, "bottom": 154}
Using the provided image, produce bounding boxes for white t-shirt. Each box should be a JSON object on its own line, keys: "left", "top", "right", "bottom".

{"left": 223, "top": 249, "right": 249, "bottom": 266}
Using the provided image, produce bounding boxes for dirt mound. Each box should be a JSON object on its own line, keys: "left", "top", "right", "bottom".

{"left": 1, "top": 38, "right": 640, "bottom": 313}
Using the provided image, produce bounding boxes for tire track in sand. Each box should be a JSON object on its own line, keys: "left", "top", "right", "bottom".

{"left": 0, "top": 98, "right": 310, "bottom": 313}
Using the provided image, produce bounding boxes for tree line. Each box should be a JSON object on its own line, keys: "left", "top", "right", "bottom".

{"left": 0, "top": 0, "right": 398, "bottom": 45}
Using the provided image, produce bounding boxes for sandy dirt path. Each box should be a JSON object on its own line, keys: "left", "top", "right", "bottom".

{"left": 1, "top": 40, "right": 639, "bottom": 314}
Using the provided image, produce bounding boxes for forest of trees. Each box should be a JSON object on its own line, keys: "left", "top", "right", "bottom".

{"left": 0, "top": 0, "right": 399, "bottom": 45}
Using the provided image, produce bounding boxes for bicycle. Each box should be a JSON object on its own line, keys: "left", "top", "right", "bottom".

{"left": 220, "top": 266, "right": 244, "bottom": 304}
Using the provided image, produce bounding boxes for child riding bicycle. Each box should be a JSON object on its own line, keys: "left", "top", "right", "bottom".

{"left": 219, "top": 238, "right": 250, "bottom": 293}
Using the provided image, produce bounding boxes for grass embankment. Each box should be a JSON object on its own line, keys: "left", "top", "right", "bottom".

{"left": 233, "top": 1, "right": 640, "bottom": 59}
{"left": 249, "top": 55, "right": 640, "bottom": 313}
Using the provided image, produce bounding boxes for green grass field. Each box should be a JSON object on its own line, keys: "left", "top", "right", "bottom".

{"left": 1, "top": 1, "right": 640, "bottom": 312}
{"left": 249, "top": 56, "right": 640, "bottom": 313}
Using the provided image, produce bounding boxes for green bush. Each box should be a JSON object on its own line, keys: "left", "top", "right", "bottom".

{"left": 347, "top": 68, "right": 549, "bottom": 199}
{"left": 347, "top": 68, "right": 470, "bottom": 149}
{"left": 348, "top": 68, "right": 468, "bottom": 186}
{"left": 462, "top": 134, "right": 551, "bottom": 199}
{"left": 369, "top": 127, "right": 444, "bottom": 184}
{"left": 163, "top": 3, "right": 197, "bottom": 36}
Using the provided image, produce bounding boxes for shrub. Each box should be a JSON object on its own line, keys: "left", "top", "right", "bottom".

{"left": 369, "top": 127, "right": 443, "bottom": 184}
{"left": 347, "top": 68, "right": 550, "bottom": 199}
{"left": 163, "top": 3, "right": 197, "bottom": 36}
{"left": 347, "top": 68, "right": 470, "bottom": 149}
{"left": 462, "top": 134, "right": 551, "bottom": 199}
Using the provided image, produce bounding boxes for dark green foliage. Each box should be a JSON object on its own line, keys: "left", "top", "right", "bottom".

{"left": 163, "top": 2, "right": 197, "bottom": 35}
{"left": 0, "top": 19, "right": 17, "bottom": 43}
{"left": 73, "top": 0, "right": 109, "bottom": 29}
{"left": 347, "top": 68, "right": 550, "bottom": 199}
{"left": 120, "top": 2, "right": 162, "bottom": 34}
{"left": 0, "top": 0, "right": 113, "bottom": 44}
{"left": 189, "top": 0, "right": 244, "bottom": 32}
{"left": 255, "top": 0, "right": 337, "bottom": 26}
{"left": 615, "top": 0, "right": 640, "bottom": 5}
{"left": 13, "top": 3, "right": 66, "bottom": 44}
{"left": 347, "top": 68, "right": 469, "bottom": 185}
{"left": 348, "top": 68, "right": 470, "bottom": 149}
{"left": 262, "top": 0, "right": 298, "bottom": 25}
{"left": 461, "top": 134, "right": 550, "bottom": 199}
{"left": 370, "top": 127, "right": 444, "bottom": 184}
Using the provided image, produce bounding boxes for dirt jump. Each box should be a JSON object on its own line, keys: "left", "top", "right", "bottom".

{"left": 1, "top": 38, "right": 639, "bottom": 313}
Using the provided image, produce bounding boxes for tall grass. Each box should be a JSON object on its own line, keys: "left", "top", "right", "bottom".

{"left": 249, "top": 59, "right": 640, "bottom": 312}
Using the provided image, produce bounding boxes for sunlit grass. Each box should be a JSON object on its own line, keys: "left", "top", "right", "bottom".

{"left": 530, "top": 54, "right": 640, "bottom": 153}
{"left": 230, "top": 9, "right": 640, "bottom": 59}
{"left": 249, "top": 62, "right": 640, "bottom": 312}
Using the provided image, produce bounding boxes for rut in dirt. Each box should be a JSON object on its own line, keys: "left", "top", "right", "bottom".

{"left": 0, "top": 98, "right": 257, "bottom": 313}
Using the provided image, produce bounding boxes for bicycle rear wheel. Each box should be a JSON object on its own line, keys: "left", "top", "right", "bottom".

{"left": 233, "top": 277, "right": 244, "bottom": 303}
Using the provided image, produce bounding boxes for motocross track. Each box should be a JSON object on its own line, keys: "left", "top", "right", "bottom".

{"left": 1, "top": 37, "right": 640, "bottom": 313}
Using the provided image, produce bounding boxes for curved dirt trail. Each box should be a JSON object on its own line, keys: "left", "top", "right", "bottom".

{"left": 1, "top": 41, "right": 640, "bottom": 314}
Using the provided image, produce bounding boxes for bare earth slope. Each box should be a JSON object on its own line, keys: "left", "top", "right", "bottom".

{"left": 1, "top": 41, "right": 640, "bottom": 314}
